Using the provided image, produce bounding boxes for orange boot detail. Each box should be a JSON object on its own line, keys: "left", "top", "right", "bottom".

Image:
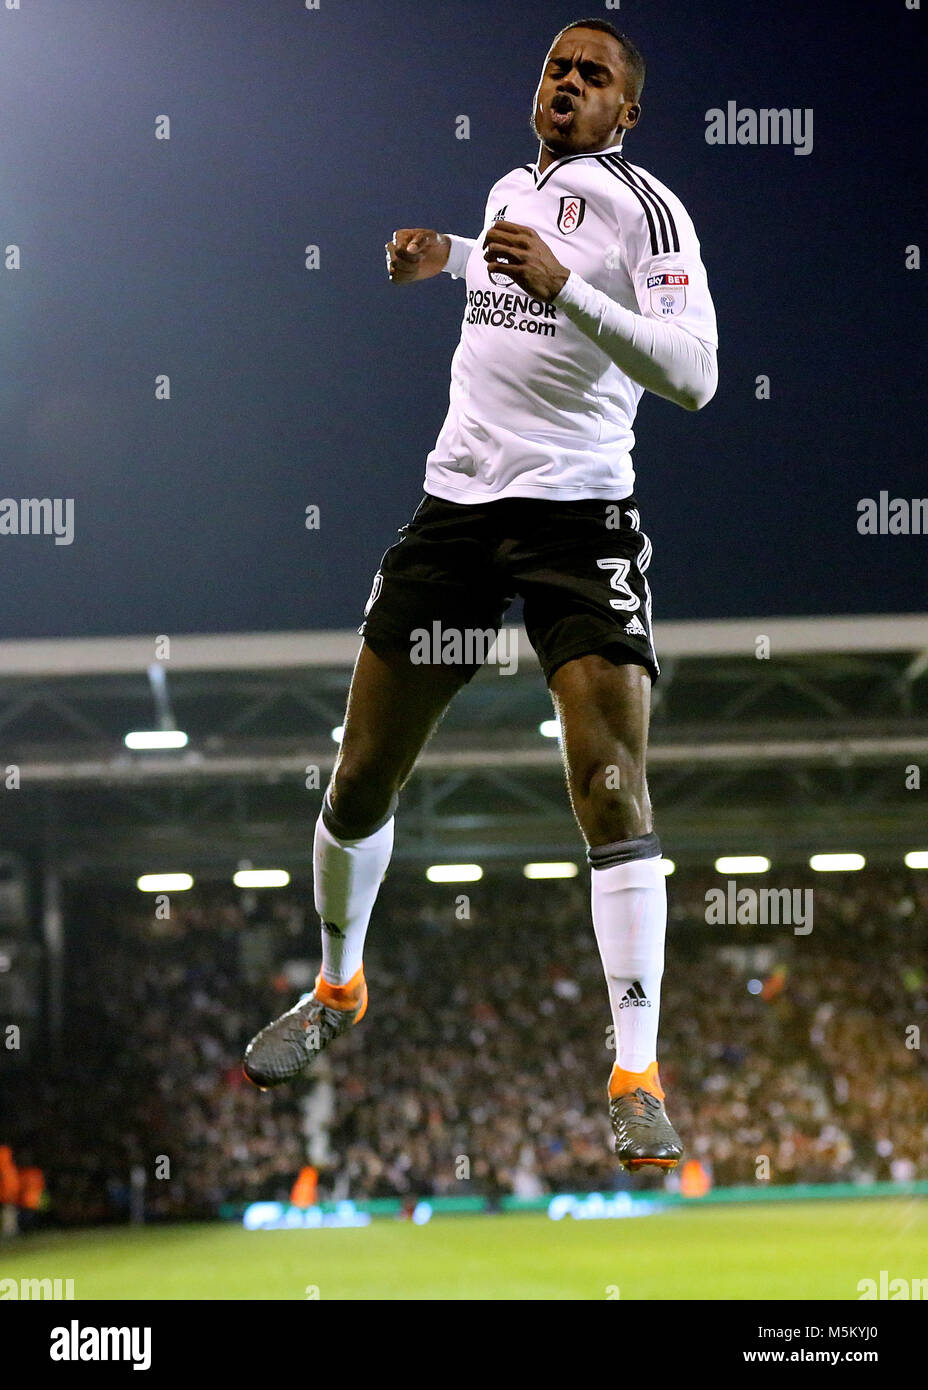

{"left": 315, "top": 965, "right": 368, "bottom": 1023}
{"left": 608, "top": 1059, "right": 665, "bottom": 1102}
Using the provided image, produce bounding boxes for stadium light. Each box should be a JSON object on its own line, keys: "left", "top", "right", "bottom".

{"left": 714, "top": 856, "right": 771, "bottom": 874}
{"left": 809, "top": 853, "right": 865, "bottom": 872}
{"left": 330, "top": 725, "right": 344, "bottom": 743}
{"left": 523, "top": 862, "right": 579, "bottom": 879}
{"left": 539, "top": 719, "right": 561, "bottom": 739}
{"left": 232, "top": 869, "right": 290, "bottom": 889}
{"left": 137, "top": 873, "right": 193, "bottom": 892}
{"left": 660, "top": 859, "right": 675, "bottom": 876}
{"left": 124, "top": 730, "right": 188, "bottom": 750}
{"left": 426, "top": 864, "right": 483, "bottom": 883}
{"left": 746, "top": 979, "right": 763, "bottom": 995}
{"left": 904, "top": 851, "right": 928, "bottom": 869}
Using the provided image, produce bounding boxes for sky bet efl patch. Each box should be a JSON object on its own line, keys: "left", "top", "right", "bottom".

{"left": 647, "top": 271, "right": 688, "bottom": 316}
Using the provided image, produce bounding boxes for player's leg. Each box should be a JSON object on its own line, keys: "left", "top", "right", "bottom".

{"left": 326, "top": 637, "right": 468, "bottom": 835}
{"left": 318, "top": 489, "right": 506, "bottom": 994}
{"left": 313, "top": 637, "right": 469, "bottom": 984}
{"left": 549, "top": 652, "right": 653, "bottom": 845}
{"left": 243, "top": 639, "right": 469, "bottom": 1088}
{"left": 245, "top": 491, "right": 506, "bottom": 1087}
{"left": 549, "top": 650, "right": 681, "bottom": 1169}
{"left": 513, "top": 494, "right": 679, "bottom": 1167}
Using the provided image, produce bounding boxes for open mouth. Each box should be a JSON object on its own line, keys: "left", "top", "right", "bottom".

{"left": 549, "top": 95, "right": 576, "bottom": 130}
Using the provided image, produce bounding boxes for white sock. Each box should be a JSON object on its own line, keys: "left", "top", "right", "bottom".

{"left": 590, "top": 852, "right": 667, "bottom": 1072}
{"left": 312, "top": 801, "right": 394, "bottom": 986}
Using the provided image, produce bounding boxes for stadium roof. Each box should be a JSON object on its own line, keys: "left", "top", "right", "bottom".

{"left": 4, "top": 614, "right": 928, "bottom": 675}
{"left": 1, "top": 616, "right": 927, "bottom": 877}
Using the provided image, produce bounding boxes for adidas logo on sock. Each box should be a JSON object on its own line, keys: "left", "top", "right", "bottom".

{"left": 320, "top": 919, "right": 345, "bottom": 938}
{"left": 618, "top": 980, "right": 651, "bottom": 1008}
{"left": 623, "top": 615, "right": 647, "bottom": 638}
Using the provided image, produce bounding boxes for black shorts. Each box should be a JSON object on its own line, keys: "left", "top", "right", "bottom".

{"left": 357, "top": 492, "right": 660, "bottom": 685}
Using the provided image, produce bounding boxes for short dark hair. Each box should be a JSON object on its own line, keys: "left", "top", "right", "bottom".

{"left": 552, "top": 18, "right": 646, "bottom": 103}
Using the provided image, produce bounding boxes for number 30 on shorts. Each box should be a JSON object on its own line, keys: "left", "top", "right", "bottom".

{"left": 596, "top": 556, "right": 640, "bottom": 612}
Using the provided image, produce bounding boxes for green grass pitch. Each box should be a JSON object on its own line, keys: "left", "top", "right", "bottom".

{"left": 1, "top": 1200, "right": 925, "bottom": 1300}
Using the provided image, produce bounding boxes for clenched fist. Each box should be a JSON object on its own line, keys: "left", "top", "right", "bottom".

{"left": 483, "top": 220, "right": 569, "bottom": 302}
{"left": 384, "top": 228, "right": 451, "bottom": 283}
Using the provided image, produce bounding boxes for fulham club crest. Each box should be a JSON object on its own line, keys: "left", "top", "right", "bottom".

{"left": 557, "top": 195, "right": 586, "bottom": 235}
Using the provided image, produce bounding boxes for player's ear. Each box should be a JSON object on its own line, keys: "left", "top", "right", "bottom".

{"left": 623, "top": 102, "right": 641, "bottom": 131}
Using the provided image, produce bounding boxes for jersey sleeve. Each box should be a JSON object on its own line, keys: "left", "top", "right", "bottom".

{"left": 555, "top": 174, "right": 718, "bottom": 412}
{"left": 621, "top": 184, "right": 718, "bottom": 350}
{"left": 442, "top": 234, "right": 476, "bottom": 278}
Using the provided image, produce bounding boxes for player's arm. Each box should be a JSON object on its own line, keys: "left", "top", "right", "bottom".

{"left": 385, "top": 229, "right": 475, "bottom": 283}
{"left": 554, "top": 268, "right": 717, "bottom": 411}
{"left": 387, "top": 184, "right": 501, "bottom": 284}
{"left": 484, "top": 210, "right": 718, "bottom": 411}
{"left": 561, "top": 195, "right": 718, "bottom": 411}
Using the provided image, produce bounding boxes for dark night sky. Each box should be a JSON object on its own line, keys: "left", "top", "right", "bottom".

{"left": 0, "top": 0, "right": 924, "bottom": 640}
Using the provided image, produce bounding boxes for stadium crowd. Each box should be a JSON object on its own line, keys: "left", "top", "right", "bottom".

{"left": 3, "top": 865, "right": 926, "bottom": 1223}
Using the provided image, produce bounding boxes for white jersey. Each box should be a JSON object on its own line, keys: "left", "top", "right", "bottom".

{"left": 425, "top": 138, "right": 718, "bottom": 503}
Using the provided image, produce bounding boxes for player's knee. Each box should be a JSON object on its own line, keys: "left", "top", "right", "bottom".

{"left": 582, "top": 746, "right": 645, "bottom": 800}
{"left": 327, "top": 762, "right": 398, "bottom": 838}
{"left": 578, "top": 751, "right": 648, "bottom": 839}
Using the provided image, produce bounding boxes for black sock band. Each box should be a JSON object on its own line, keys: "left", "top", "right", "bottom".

{"left": 322, "top": 786, "right": 398, "bottom": 841}
{"left": 587, "top": 831, "right": 662, "bottom": 870}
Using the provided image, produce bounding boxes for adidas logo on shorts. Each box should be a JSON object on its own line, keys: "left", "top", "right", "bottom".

{"left": 623, "top": 614, "right": 647, "bottom": 638}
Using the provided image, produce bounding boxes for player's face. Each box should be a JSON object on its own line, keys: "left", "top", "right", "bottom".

{"left": 532, "top": 30, "right": 640, "bottom": 156}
